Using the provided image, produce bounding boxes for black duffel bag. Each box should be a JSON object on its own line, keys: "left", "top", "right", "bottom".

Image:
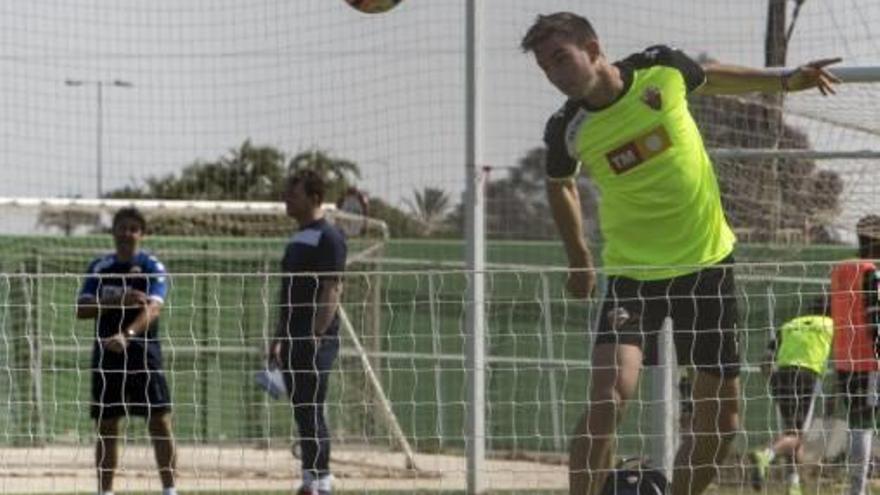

{"left": 600, "top": 458, "right": 669, "bottom": 495}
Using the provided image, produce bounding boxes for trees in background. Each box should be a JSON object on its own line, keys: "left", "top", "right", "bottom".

{"left": 690, "top": 91, "right": 843, "bottom": 243}
{"left": 95, "top": 140, "right": 422, "bottom": 237}
{"left": 107, "top": 141, "right": 353, "bottom": 202}
{"left": 45, "top": 113, "right": 842, "bottom": 242}
{"left": 449, "top": 146, "right": 599, "bottom": 241}
{"left": 405, "top": 188, "right": 452, "bottom": 236}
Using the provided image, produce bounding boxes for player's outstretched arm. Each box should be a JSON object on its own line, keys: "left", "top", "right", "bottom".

{"left": 546, "top": 178, "right": 594, "bottom": 299}
{"left": 696, "top": 57, "right": 841, "bottom": 96}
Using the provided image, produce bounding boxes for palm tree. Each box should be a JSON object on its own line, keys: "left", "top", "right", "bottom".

{"left": 111, "top": 139, "right": 288, "bottom": 201}
{"left": 219, "top": 140, "right": 287, "bottom": 200}
{"left": 405, "top": 187, "right": 451, "bottom": 235}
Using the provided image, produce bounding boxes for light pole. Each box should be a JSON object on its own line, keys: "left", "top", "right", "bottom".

{"left": 64, "top": 79, "right": 133, "bottom": 198}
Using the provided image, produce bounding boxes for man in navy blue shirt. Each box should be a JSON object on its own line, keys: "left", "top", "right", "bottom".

{"left": 76, "top": 207, "right": 177, "bottom": 495}
{"left": 271, "top": 170, "right": 347, "bottom": 495}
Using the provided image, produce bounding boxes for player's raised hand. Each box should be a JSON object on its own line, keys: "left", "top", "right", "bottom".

{"left": 784, "top": 57, "right": 842, "bottom": 96}
{"left": 566, "top": 267, "right": 595, "bottom": 300}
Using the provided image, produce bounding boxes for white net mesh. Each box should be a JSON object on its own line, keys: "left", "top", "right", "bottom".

{"left": 0, "top": 0, "right": 880, "bottom": 493}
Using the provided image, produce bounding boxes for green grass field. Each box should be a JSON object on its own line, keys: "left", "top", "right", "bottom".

{"left": 0, "top": 235, "right": 858, "bottom": 461}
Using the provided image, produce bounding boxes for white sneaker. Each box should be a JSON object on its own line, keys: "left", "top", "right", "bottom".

{"left": 316, "top": 474, "right": 333, "bottom": 494}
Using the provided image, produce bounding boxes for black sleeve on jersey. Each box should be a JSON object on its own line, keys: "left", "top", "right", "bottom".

{"left": 315, "top": 230, "right": 347, "bottom": 281}
{"left": 624, "top": 44, "right": 706, "bottom": 93}
{"left": 543, "top": 109, "right": 579, "bottom": 180}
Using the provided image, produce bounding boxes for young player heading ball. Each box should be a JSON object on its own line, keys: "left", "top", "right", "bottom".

{"left": 521, "top": 11, "right": 840, "bottom": 495}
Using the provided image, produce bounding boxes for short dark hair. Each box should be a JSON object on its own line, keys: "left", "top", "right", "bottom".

{"left": 288, "top": 169, "right": 326, "bottom": 204}
{"left": 112, "top": 207, "right": 147, "bottom": 232}
{"left": 856, "top": 214, "right": 880, "bottom": 257}
{"left": 521, "top": 12, "right": 599, "bottom": 53}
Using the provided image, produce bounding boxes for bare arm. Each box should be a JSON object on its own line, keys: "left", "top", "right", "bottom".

{"left": 101, "top": 297, "right": 162, "bottom": 354}
{"left": 75, "top": 289, "right": 149, "bottom": 320}
{"left": 695, "top": 57, "right": 841, "bottom": 96}
{"left": 123, "top": 300, "right": 163, "bottom": 338}
{"left": 547, "top": 178, "right": 594, "bottom": 298}
{"left": 547, "top": 179, "right": 591, "bottom": 266}
{"left": 313, "top": 279, "right": 343, "bottom": 337}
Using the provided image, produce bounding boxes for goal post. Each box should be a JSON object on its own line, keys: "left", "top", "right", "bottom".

{"left": 790, "top": 65, "right": 880, "bottom": 84}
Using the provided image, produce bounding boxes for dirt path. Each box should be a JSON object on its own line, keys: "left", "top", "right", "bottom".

{"left": 0, "top": 445, "right": 566, "bottom": 493}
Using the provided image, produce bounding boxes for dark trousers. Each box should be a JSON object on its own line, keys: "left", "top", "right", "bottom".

{"left": 282, "top": 334, "right": 340, "bottom": 477}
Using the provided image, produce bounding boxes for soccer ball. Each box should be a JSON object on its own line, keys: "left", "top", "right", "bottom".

{"left": 344, "top": 0, "right": 403, "bottom": 14}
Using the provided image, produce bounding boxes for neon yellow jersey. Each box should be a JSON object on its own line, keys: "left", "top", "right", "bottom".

{"left": 776, "top": 315, "right": 834, "bottom": 375}
{"left": 544, "top": 45, "right": 735, "bottom": 280}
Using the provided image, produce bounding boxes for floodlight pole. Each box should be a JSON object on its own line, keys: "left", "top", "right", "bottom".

{"left": 64, "top": 79, "right": 133, "bottom": 198}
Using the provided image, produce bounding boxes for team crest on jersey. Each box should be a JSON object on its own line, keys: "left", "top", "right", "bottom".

{"left": 129, "top": 266, "right": 142, "bottom": 274}
{"left": 641, "top": 86, "right": 662, "bottom": 110}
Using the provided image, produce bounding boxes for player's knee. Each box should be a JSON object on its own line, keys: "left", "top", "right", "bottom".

{"left": 148, "top": 412, "right": 173, "bottom": 437}
{"left": 718, "top": 427, "right": 738, "bottom": 447}
{"left": 97, "top": 418, "right": 121, "bottom": 438}
{"left": 715, "top": 408, "right": 740, "bottom": 435}
{"left": 590, "top": 379, "right": 627, "bottom": 409}
{"left": 781, "top": 428, "right": 800, "bottom": 438}
{"left": 692, "top": 402, "right": 739, "bottom": 435}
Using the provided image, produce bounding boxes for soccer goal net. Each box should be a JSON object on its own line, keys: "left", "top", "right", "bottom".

{"left": 0, "top": 198, "right": 424, "bottom": 490}
{"left": 2, "top": 0, "right": 880, "bottom": 493}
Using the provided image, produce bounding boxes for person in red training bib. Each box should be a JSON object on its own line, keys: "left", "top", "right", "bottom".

{"left": 830, "top": 215, "right": 880, "bottom": 495}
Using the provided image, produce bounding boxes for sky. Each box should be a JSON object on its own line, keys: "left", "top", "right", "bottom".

{"left": 0, "top": 0, "right": 879, "bottom": 235}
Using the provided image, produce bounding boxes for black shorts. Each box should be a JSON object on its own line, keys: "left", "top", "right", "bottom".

{"left": 595, "top": 256, "right": 741, "bottom": 377}
{"left": 770, "top": 366, "right": 819, "bottom": 431}
{"left": 91, "top": 368, "right": 172, "bottom": 420}
{"left": 837, "top": 371, "right": 880, "bottom": 428}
